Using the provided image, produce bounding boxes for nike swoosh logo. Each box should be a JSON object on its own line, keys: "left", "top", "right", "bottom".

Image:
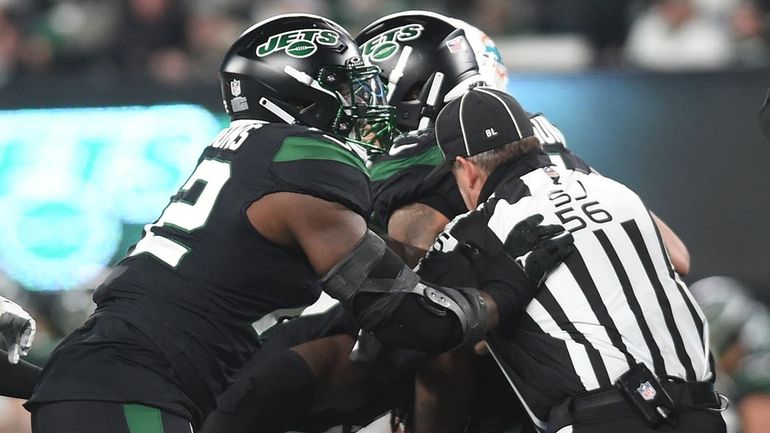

{"left": 388, "top": 141, "right": 419, "bottom": 156}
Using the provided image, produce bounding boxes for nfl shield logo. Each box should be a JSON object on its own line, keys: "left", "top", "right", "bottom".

{"left": 637, "top": 381, "right": 657, "bottom": 401}
{"left": 445, "top": 36, "right": 466, "bottom": 53}
{"left": 230, "top": 79, "right": 242, "bottom": 97}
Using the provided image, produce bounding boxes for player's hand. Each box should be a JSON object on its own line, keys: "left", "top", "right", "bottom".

{"left": 474, "top": 340, "right": 490, "bottom": 355}
{"left": 503, "top": 214, "right": 575, "bottom": 285}
{"left": 517, "top": 232, "right": 575, "bottom": 285}
{"left": 0, "top": 296, "right": 36, "bottom": 364}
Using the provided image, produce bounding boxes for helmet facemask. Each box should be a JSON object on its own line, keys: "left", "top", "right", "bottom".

{"left": 318, "top": 59, "right": 396, "bottom": 153}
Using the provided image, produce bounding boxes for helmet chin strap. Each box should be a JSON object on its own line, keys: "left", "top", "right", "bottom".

{"left": 418, "top": 71, "right": 444, "bottom": 130}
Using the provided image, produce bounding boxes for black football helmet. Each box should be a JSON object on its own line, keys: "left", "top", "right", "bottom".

{"left": 355, "top": 11, "right": 505, "bottom": 133}
{"left": 220, "top": 14, "right": 395, "bottom": 150}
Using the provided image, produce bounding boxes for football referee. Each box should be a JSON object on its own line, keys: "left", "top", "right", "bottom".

{"left": 429, "top": 87, "right": 726, "bottom": 433}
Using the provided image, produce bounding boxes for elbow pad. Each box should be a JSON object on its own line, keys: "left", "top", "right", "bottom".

{"left": 320, "top": 230, "right": 488, "bottom": 348}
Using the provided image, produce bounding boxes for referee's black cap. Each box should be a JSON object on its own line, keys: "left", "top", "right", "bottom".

{"left": 429, "top": 87, "right": 534, "bottom": 178}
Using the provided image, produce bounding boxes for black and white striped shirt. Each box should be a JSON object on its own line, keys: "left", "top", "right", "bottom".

{"left": 428, "top": 151, "right": 712, "bottom": 429}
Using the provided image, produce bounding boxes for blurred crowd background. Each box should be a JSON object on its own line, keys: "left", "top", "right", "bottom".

{"left": 1, "top": 1, "right": 770, "bottom": 432}
{"left": 1, "top": 0, "right": 770, "bottom": 88}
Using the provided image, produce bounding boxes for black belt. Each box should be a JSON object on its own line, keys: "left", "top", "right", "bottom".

{"left": 548, "top": 381, "right": 721, "bottom": 433}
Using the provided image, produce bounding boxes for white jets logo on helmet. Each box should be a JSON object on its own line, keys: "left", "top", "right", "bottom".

{"left": 256, "top": 29, "right": 340, "bottom": 59}
{"left": 360, "top": 24, "right": 424, "bottom": 62}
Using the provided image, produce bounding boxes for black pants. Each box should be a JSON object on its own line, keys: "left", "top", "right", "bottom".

{"left": 31, "top": 401, "right": 193, "bottom": 433}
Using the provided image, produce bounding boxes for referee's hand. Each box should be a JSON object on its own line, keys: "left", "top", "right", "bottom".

{"left": 503, "top": 215, "right": 575, "bottom": 285}
{"left": 0, "top": 296, "right": 36, "bottom": 364}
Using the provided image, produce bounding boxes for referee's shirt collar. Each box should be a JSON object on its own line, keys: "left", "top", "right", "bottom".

{"left": 478, "top": 150, "right": 553, "bottom": 204}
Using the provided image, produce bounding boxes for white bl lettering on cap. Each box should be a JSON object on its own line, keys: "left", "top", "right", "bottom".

{"left": 485, "top": 128, "right": 498, "bottom": 138}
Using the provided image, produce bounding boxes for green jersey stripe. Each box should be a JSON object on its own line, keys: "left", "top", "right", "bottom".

{"left": 273, "top": 136, "right": 367, "bottom": 173}
{"left": 123, "top": 404, "right": 165, "bottom": 433}
{"left": 369, "top": 145, "right": 444, "bottom": 181}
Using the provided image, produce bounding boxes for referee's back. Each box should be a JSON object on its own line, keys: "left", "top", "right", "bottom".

{"left": 484, "top": 162, "right": 712, "bottom": 425}
{"left": 431, "top": 86, "right": 719, "bottom": 432}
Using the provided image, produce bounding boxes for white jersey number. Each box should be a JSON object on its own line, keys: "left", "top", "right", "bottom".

{"left": 130, "top": 158, "right": 231, "bottom": 267}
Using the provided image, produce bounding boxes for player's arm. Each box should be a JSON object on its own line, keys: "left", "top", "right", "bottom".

{"left": 650, "top": 212, "right": 690, "bottom": 276}
{"left": 247, "top": 192, "right": 491, "bottom": 353}
{"left": 0, "top": 349, "right": 42, "bottom": 399}
{"left": 388, "top": 202, "right": 450, "bottom": 251}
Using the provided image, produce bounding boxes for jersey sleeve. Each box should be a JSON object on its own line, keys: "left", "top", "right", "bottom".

{"left": 370, "top": 130, "right": 467, "bottom": 229}
{"left": 268, "top": 130, "right": 372, "bottom": 219}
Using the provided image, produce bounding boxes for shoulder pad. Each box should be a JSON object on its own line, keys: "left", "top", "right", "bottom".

{"left": 269, "top": 127, "right": 372, "bottom": 218}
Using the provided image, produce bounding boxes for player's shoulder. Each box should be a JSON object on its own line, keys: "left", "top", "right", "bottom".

{"left": 257, "top": 124, "right": 369, "bottom": 174}
{"left": 263, "top": 125, "right": 372, "bottom": 217}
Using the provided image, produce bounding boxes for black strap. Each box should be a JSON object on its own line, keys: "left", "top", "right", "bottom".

{"left": 548, "top": 381, "right": 720, "bottom": 432}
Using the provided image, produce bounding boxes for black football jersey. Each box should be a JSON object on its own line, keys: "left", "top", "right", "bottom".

{"left": 369, "top": 130, "right": 466, "bottom": 231}
{"left": 28, "top": 121, "right": 371, "bottom": 426}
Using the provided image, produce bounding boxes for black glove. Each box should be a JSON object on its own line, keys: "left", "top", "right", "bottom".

{"left": 503, "top": 214, "right": 575, "bottom": 284}
{"left": 503, "top": 214, "right": 565, "bottom": 258}
{"left": 517, "top": 232, "right": 575, "bottom": 285}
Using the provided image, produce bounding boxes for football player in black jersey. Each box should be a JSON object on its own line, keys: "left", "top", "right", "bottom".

{"left": 199, "top": 12, "right": 576, "bottom": 433}
{"left": 200, "top": 12, "right": 592, "bottom": 433}
{"left": 26, "top": 14, "right": 569, "bottom": 433}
